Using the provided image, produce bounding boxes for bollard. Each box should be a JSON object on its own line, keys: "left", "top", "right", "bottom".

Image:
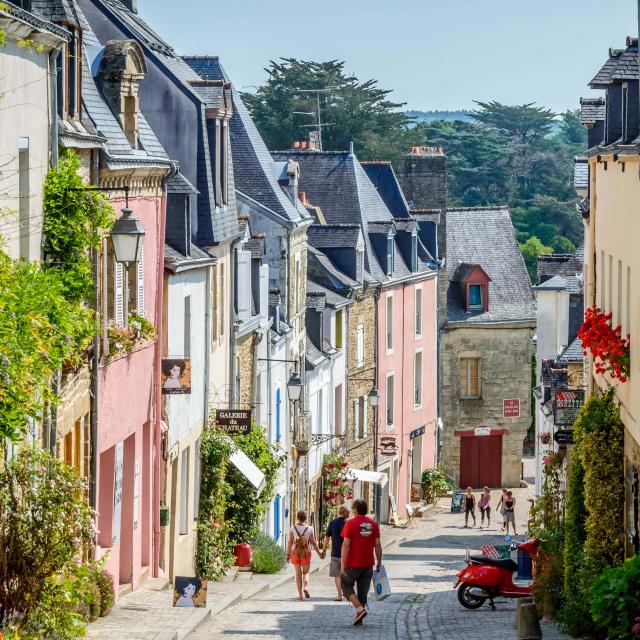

{"left": 517, "top": 602, "right": 542, "bottom": 640}
{"left": 515, "top": 597, "right": 534, "bottom": 629}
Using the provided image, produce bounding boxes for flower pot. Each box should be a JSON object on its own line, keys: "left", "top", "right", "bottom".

{"left": 234, "top": 543, "right": 253, "bottom": 571}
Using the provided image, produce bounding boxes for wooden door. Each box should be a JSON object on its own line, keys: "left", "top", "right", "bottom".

{"left": 459, "top": 435, "right": 502, "bottom": 488}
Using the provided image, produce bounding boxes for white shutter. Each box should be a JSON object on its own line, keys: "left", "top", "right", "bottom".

{"left": 362, "top": 395, "right": 368, "bottom": 438}
{"left": 136, "top": 244, "right": 144, "bottom": 315}
{"left": 237, "top": 248, "right": 251, "bottom": 321}
{"left": 353, "top": 399, "right": 359, "bottom": 440}
{"left": 114, "top": 260, "right": 124, "bottom": 325}
{"left": 356, "top": 324, "right": 364, "bottom": 367}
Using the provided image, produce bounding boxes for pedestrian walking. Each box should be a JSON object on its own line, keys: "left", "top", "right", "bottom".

{"left": 496, "top": 487, "right": 508, "bottom": 530}
{"left": 504, "top": 490, "right": 517, "bottom": 535}
{"left": 478, "top": 487, "right": 491, "bottom": 529}
{"left": 286, "top": 510, "right": 323, "bottom": 601}
{"left": 322, "top": 505, "right": 350, "bottom": 601}
{"left": 341, "top": 499, "right": 382, "bottom": 626}
{"left": 463, "top": 487, "right": 476, "bottom": 527}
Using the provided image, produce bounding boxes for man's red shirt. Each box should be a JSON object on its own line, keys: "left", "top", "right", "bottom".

{"left": 342, "top": 515, "right": 380, "bottom": 568}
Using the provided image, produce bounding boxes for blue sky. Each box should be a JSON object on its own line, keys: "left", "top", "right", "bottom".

{"left": 138, "top": 0, "right": 637, "bottom": 113}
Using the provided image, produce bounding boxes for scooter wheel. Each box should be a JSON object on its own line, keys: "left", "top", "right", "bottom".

{"left": 457, "top": 583, "right": 486, "bottom": 609}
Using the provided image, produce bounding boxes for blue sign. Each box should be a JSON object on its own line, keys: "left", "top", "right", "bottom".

{"left": 410, "top": 426, "right": 426, "bottom": 439}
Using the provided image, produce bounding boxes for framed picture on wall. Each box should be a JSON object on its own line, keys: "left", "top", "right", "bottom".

{"left": 173, "top": 576, "right": 208, "bottom": 608}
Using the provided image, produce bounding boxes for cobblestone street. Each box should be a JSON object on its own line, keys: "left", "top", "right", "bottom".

{"left": 191, "top": 488, "right": 567, "bottom": 640}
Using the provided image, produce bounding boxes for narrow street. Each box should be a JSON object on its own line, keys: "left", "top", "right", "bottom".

{"left": 191, "top": 487, "right": 565, "bottom": 640}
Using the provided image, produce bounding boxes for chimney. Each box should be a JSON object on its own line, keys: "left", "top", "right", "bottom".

{"left": 121, "top": 0, "right": 138, "bottom": 13}
{"left": 298, "top": 191, "right": 308, "bottom": 206}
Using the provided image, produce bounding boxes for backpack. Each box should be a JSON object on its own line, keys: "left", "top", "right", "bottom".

{"left": 293, "top": 526, "right": 310, "bottom": 560}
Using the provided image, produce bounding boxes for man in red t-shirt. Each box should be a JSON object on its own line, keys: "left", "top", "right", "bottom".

{"left": 340, "top": 498, "right": 382, "bottom": 626}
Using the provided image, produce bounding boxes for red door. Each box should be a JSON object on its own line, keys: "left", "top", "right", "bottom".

{"left": 459, "top": 435, "right": 502, "bottom": 488}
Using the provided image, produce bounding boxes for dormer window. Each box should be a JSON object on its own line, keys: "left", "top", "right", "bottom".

{"left": 454, "top": 263, "right": 491, "bottom": 312}
{"left": 57, "top": 31, "right": 82, "bottom": 120}
{"left": 386, "top": 236, "right": 394, "bottom": 276}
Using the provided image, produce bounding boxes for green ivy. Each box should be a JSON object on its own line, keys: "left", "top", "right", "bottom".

{"left": 0, "top": 252, "right": 95, "bottom": 442}
{"left": 43, "top": 151, "right": 113, "bottom": 302}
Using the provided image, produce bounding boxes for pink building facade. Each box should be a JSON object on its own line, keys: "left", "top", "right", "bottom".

{"left": 377, "top": 276, "right": 438, "bottom": 520}
{"left": 95, "top": 189, "right": 167, "bottom": 591}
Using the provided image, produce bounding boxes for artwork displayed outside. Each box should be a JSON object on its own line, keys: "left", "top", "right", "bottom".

{"left": 161, "top": 359, "right": 192, "bottom": 395}
{"left": 173, "top": 576, "right": 208, "bottom": 607}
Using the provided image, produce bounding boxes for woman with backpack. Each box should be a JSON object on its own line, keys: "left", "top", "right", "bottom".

{"left": 287, "top": 510, "right": 323, "bottom": 601}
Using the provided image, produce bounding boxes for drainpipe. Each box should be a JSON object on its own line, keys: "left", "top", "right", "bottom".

{"left": 229, "top": 237, "right": 242, "bottom": 407}
{"left": 49, "top": 48, "right": 59, "bottom": 167}
{"left": 89, "top": 149, "right": 100, "bottom": 511}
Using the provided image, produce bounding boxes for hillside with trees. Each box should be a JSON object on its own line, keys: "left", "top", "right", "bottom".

{"left": 243, "top": 60, "right": 586, "bottom": 279}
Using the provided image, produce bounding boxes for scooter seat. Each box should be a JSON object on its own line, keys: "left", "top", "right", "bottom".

{"left": 469, "top": 555, "right": 518, "bottom": 572}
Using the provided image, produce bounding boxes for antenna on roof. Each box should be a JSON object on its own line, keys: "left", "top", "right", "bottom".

{"left": 292, "top": 87, "right": 338, "bottom": 152}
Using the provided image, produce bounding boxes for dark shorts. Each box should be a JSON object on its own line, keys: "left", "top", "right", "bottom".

{"left": 341, "top": 566, "right": 374, "bottom": 606}
{"left": 329, "top": 557, "right": 341, "bottom": 577}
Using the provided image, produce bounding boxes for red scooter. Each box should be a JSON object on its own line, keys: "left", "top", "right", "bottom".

{"left": 454, "top": 538, "right": 540, "bottom": 610}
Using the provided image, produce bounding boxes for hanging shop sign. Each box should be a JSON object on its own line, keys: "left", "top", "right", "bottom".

{"left": 215, "top": 409, "right": 252, "bottom": 435}
{"left": 161, "top": 359, "right": 192, "bottom": 395}
{"left": 503, "top": 399, "right": 521, "bottom": 418}
{"left": 553, "top": 389, "right": 585, "bottom": 426}
{"left": 410, "top": 426, "right": 425, "bottom": 439}
{"left": 379, "top": 436, "right": 398, "bottom": 455}
{"left": 554, "top": 430, "right": 575, "bottom": 446}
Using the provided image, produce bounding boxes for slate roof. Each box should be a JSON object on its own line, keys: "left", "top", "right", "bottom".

{"left": 307, "top": 245, "right": 358, "bottom": 288}
{"left": 166, "top": 172, "right": 199, "bottom": 194}
{"left": 361, "top": 161, "right": 411, "bottom": 219}
{"left": 32, "top": 0, "right": 79, "bottom": 26}
{"left": 580, "top": 98, "right": 606, "bottom": 125}
{"left": 271, "top": 150, "right": 434, "bottom": 284}
{"left": 532, "top": 274, "right": 582, "bottom": 294}
{"left": 590, "top": 39, "right": 638, "bottom": 88}
{"left": 446, "top": 206, "right": 535, "bottom": 323}
{"left": 536, "top": 249, "right": 584, "bottom": 285}
{"left": 574, "top": 157, "right": 588, "bottom": 191}
{"left": 558, "top": 337, "right": 584, "bottom": 364}
{"left": 164, "top": 243, "right": 217, "bottom": 273}
{"left": 183, "top": 56, "right": 307, "bottom": 227}
{"left": 4, "top": 1, "right": 71, "bottom": 38}
{"left": 307, "top": 225, "right": 361, "bottom": 249}
{"left": 306, "top": 280, "right": 351, "bottom": 309}
{"left": 84, "top": 0, "right": 239, "bottom": 244}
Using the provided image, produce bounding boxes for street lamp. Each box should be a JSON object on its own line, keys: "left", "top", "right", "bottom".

{"left": 367, "top": 387, "right": 380, "bottom": 407}
{"left": 111, "top": 207, "right": 145, "bottom": 267}
{"left": 287, "top": 371, "right": 303, "bottom": 403}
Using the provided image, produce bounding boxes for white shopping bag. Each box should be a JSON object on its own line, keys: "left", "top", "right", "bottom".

{"left": 372, "top": 566, "right": 391, "bottom": 600}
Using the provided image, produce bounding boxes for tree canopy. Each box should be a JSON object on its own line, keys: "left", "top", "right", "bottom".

{"left": 470, "top": 101, "right": 557, "bottom": 144}
{"left": 240, "top": 58, "right": 420, "bottom": 163}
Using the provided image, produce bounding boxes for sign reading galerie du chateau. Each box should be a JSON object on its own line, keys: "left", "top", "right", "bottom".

{"left": 554, "top": 389, "right": 585, "bottom": 426}
{"left": 215, "top": 409, "right": 252, "bottom": 434}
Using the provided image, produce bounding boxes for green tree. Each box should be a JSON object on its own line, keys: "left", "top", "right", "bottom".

{"left": 240, "top": 58, "right": 420, "bottom": 163}
{"left": 556, "top": 109, "right": 588, "bottom": 147}
{"left": 471, "top": 100, "right": 557, "bottom": 144}
{"left": 519, "top": 236, "right": 552, "bottom": 282}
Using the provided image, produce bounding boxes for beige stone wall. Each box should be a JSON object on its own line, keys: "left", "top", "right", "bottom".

{"left": 287, "top": 227, "right": 308, "bottom": 337}
{"left": 236, "top": 333, "right": 255, "bottom": 410}
{"left": 345, "top": 291, "right": 377, "bottom": 471}
{"left": 440, "top": 323, "right": 534, "bottom": 487}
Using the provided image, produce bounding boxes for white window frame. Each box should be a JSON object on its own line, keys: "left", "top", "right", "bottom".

{"left": 386, "top": 372, "right": 394, "bottom": 428}
{"left": 468, "top": 283, "right": 484, "bottom": 310}
{"left": 415, "top": 287, "right": 423, "bottom": 338}
{"left": 353, "top": 399, "right": 360, "bottom": 440}
{"left": 414, "top": 349, "right": 423, "bottom": 409}
{"left": 386, "top": 294, "right": 394, "bottom": 353}
{"left": 386, "top": 236, "right": 394, "bottom": 276}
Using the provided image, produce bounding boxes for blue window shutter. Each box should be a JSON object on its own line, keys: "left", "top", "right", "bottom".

{"left": 274, "top": 495, "right": 281, "bottom": 541}
{"left": 275, "top": 388, "right": 281, "bottom": 443}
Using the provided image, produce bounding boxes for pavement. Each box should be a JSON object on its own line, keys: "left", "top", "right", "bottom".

{"left": 85, "top": 480, "right": 571, "bottom": 639}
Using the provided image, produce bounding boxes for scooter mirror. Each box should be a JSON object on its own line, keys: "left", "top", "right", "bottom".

{"left": 504, "top": 535, "right": 512, "bottom": 542}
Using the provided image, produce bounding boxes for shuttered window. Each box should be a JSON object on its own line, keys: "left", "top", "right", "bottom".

{"left": 353, "top": 399, "right": 359, "bottom": 440}
{"left": 114, "top": 261, "right": 124, "bottom": 325}
{"left": 136, "top": 244, "right": 144, "bottom": 314}
{"left": 460, "top": 358, "right": 480, "bottom": 398}
{"left": 356, "top": 324, "right": 364, "bottom": 367}
{"left": 236, "top": 248, "right": 252, "bottom": 321}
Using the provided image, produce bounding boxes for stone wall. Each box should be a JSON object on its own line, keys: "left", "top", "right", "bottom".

{"left": 345, "top": 290, "right": 376, "bottom": 472}
{"left": 236, "top": 333, "right": 255, "bottom": 410}
{"left": 625, "top": 427, "right": 640, "bottom": 557}
{"left": 440, "top": 323, "right": 534, "bottom": 487}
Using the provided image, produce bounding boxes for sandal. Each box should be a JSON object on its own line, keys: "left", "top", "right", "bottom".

{"left": 334, "top": 596, "right": 342, "bottom": 601}
{"left": 304, "top": 589, "right": 310, "bottom": 599}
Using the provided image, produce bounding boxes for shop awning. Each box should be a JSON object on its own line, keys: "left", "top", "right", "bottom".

{"left": 230, "top": 449, "right": 265, "bottom": 496}
{"left": 349, "top": 468, "right": 388, "bottom": 487}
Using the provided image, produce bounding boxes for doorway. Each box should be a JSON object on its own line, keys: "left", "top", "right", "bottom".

{"left": 459, "top": 435, "right": 502, "bottom": 488}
